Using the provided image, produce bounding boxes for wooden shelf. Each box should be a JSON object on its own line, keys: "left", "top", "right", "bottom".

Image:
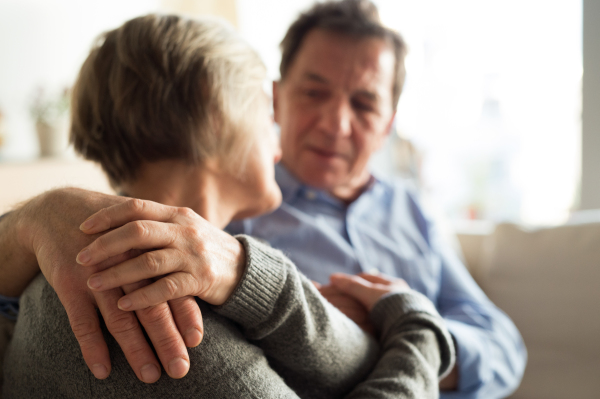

{"left": 0, "top": 158, "right": 113, "bottom": 213}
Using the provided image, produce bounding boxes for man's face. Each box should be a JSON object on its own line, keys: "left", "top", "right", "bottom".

{"left": 274, "top": 29, "right": 396, "bottom": 200}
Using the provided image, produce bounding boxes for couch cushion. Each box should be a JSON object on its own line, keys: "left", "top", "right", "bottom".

{"left": 479, "top": 223, "right": 600, "bottom": 399}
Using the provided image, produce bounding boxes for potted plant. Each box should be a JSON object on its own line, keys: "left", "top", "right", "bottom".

{"left": 29, "top": 87, "right": 70, "bottom": 157}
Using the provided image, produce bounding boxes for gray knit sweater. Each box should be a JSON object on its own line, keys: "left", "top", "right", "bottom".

{"left": 3, "top": 235, "right": 454, "bottom": 398}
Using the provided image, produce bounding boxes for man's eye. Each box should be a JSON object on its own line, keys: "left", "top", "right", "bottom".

{"left": 304, "top": 89, "right": 325, "bottom": 99}
{"left": 351, "top": 99, "right": 374, "bottom": 112}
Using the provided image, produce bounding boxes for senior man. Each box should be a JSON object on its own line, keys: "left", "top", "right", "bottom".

{"left": 0, "top": 0, "right": 525, "bottom": 397}
{"left": 227, "top": 1, "right": 526, "bottom": 398}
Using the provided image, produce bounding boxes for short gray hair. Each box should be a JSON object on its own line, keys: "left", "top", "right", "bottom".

{"left": 71, "top": 14, "right": 267, "bottom": 188}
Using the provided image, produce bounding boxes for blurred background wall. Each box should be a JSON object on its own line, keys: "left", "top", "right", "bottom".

{"left": 0, "top": 0, "right": 592, "bottom": 226}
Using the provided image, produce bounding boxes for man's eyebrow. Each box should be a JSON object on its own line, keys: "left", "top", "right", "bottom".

{"left": 302, "top": 72, "right": 328, "bottom": 84}
{"left": 354, "top": 89, "right": 378, "bottom": 102}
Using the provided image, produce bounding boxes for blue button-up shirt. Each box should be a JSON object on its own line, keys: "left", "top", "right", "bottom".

{"left": 227, "top": 164, "right": 527, "bottom": 399}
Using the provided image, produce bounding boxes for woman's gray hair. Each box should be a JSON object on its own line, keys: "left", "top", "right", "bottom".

{"left": 70, "top": 14, "right": 267, "bottom": 188}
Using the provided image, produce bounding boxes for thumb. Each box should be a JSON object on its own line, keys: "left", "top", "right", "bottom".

{"left": 330, "top": 273, "right": 379, "bottom": 311}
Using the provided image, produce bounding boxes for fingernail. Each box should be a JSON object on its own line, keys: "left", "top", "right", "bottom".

{"left": 80, "top": 217, "right": 95, "bottom": 231}
{"left": 91, "top": 363, "right": 109, "bottom": 379}
{"left": 76, "top": 249, "right": 91, "bottom": 265}
{"left": 140, "top": 363, "right": 160, "bottom": 383}
{"left": 88, "top": 276, "right": 102, "bottom": 289}
{"left": 118, "top": 297, "right": 132, "bottom": 310}
{"left": 184, "top": 328, "right": 202, "bottom": 347}
{"left": 168, "top": 357, "right": 189, "bottom": 379}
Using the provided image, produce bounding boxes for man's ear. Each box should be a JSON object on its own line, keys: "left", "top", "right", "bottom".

{"left": 273, "top": 80, "right": 280, "bottom": 124}
{"left": 374, "top": 111, "right": 396, "bottom": 151}
{"left": 385, "top": 112, "right": 397, "bottom": 138}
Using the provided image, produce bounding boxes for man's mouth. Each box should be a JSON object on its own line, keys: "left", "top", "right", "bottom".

{"left": 307, "top": 146, "right": 344, "bottom": 159}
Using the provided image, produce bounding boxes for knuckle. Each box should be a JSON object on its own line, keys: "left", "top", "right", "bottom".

{"left": 163, "top": 276, "right": 179, "bottom": 298}
{"left": 172, "top": 296, "right": 199, "bottom": 317}
{"left": 69, "top": 316, "right": 100, "bottom": 343}
{"left": 138, "top": 303, "right": 172, "bottom": 327}
{"left": 142, "top": 252, "right": 161, "bottom": 275}
{"left": 94, "top": 236, "right": 109, "bottom": 255}
{"left": 127, "top": 198, "right": 146, "bottom": 214}
{"left": 105, "top": 312, "right": 139, "bottom": 336}
{"left": 131, "top": 220, "right": 150, "bottom": 239}
{"left": 182, "top": 225, "right": 202, "bottom": 243}
{"left": 198, "top": 266, "right": 216, "bottom": 285}
{"left": 177, "top": 207, "right": 195, "bottom": 219}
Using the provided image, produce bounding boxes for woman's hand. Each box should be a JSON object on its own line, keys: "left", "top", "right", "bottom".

{"left": 328, "top": 272, "right": 411, "bottom": 311}
{"left": 4, "top": 188, "right": 202, "bottom": 382}
{"left": 76, "top": 199, "right": 247, "bottom": 311}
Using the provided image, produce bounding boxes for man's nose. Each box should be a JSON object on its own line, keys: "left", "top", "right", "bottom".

{"left": 317, "top": 98, "right": 352, "bottom": 138}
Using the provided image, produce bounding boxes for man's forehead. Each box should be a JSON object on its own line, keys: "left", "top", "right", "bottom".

{"left": 290, "top": 29, "right": 394, "bottom": 97}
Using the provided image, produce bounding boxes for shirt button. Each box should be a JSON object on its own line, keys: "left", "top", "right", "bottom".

{"left": 305, "top": 191, "right": 317, "bottom": 200}
{"left": 366, "top": 268, "right": 379, "bottom": 275}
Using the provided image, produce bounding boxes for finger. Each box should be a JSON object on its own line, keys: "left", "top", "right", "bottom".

{"left": 121, "top": 281, "right": 191, "bottom": 379}
{"left": 317, "top": 284, "right": 342, "bottom": 297}
{"left": 169, "top": 296, "right": 204, "bottom": 348}
{"left": 327, "top": 300, "right": 369, "bottom": 322}
{"left": 94, "top": 288, "right": 162, "bottom": 384}
{"left": 311, "top": 280, "right": 322, "bottom": 289}
{"left": 63, "top": 293, "right": 111, "bottom": 380}
{"left": 357, "top": 272, "right": 394, "bottom": 285}
{"left": 87, "top": 249, "right": 180, "bottom": 291}
{"left": 330, "top": 273, "right": 378, "bottom": 310}
{"left": 77, "top": 221, "right": 176, "bottom": 266}
{"left": 118, "top": 272, "right": 198, "bottom": 311}
{"left": 80, "top": 198, "right": 179, "bottom": 234}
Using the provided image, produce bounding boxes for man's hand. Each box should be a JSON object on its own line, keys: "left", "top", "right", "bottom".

{"left": 75, "top": 199, "right": 247, "bottom": 309}
{"left": 315, "top": 282, "right": 375, "bottom": 334}
{"left": 330, "top": 272, "right": 459, "bottom": 390}
{"left": 329, "top": 272, "right": 410, "bottom": 311}
{"left": 3, "top": 188, "right": 203, "bottom": 382}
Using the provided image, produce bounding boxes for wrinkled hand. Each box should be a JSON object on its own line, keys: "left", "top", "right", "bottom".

{"left": 75, "top": 198, "right": 246, "bottom": 311}
{"left": 328, "top": 272, "right": 411, "bottom": 311}
{"left": 315, "top": 282, "right": 375, "bottom": 334}
{"left": 18, "top": 188, "right": 203, "bottom": 382}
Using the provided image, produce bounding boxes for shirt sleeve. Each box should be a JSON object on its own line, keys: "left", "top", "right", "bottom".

{"left": 422, "top": 211, "right": 527, "bottom": 399}
{"left": 0, "top": 294, "right": 19, "bottom": 321}
{"left": 0, "top": 212, "right": 20, "bottom": 320}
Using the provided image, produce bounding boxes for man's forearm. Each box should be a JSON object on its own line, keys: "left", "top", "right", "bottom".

{"left": 0, "top": 206, "right": 39, "bottom": 297}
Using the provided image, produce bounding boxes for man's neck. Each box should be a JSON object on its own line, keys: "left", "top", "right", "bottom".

{"left": 278, "top": 163, "right": 372, "bottom": 205}
{"left": 328, "top": 172, "right": 374, "bottom": 205}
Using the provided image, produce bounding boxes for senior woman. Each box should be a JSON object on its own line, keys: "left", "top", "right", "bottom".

{"left": 2, "top": 14, "right": 454, "bottom": 398}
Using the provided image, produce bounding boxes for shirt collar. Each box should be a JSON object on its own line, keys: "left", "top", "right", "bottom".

{"left": 275, "top": 163, "right": 385, "bottom": 207}
{"left": 275, "top": 163, "right": 304, "bottom": 203}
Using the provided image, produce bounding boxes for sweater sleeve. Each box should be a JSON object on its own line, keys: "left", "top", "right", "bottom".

{"left": 215, "top": 235, "right": 455, "bottom": 399}
{"left": 214, "top": 235, "right": 380, "bottom": 398}
{"left": 345, "top": 291, "right": 456, "bottom": 399}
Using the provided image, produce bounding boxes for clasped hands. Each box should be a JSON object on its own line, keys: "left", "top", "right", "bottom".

{"left": 34, "top": 192, "right": 409, "bottom": 383}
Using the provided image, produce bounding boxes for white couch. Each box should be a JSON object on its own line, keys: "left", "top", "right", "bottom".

{"left": 457, "top": 216, "right": 600, "bottom": 399}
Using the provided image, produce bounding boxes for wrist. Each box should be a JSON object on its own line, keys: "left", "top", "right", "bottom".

{"left": 0, "top": 204, "right": 40, "bottom": 296}
{"left": 205, "top": 233, "right": 247, "bottom": 306}
{"left": 223, "top": 238, "right": 247, "bottom": 303}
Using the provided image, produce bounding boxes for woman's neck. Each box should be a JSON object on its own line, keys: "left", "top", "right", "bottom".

{"left": 120, "top": 160, "right": 237, "bottom": 229}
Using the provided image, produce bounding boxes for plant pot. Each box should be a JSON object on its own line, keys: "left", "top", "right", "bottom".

{"left": 36, "top": 118, "right": 68, "bottom": 158}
